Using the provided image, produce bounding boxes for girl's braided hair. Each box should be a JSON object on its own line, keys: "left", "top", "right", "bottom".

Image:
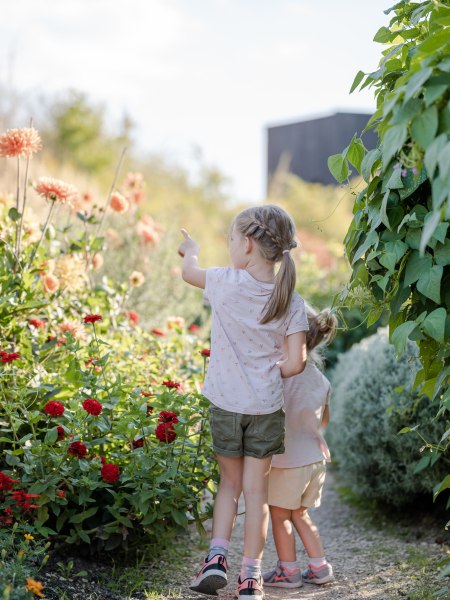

{"left": 232, "top": 204, "right": 297, "bottom": 323}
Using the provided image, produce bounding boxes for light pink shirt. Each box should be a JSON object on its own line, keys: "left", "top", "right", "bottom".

{"left": 203, "top": 267, "right": 308, "bottom": 415}
{"left": 272, "top": 361, "right": 331, "bottom": 468}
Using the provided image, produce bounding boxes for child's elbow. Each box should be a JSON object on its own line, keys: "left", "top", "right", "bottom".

{"left": 293, "top": 359, "right": 306, "bottom": 376}
{"left": 181, "top": 266, "right": 192, "bottom": 283}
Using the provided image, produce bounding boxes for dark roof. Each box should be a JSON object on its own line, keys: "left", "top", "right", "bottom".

{"left": 267, "top": 111, "right": 378, "bottom": 187}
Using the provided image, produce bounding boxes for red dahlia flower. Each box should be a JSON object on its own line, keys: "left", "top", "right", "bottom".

{"left": 1, "top": 352, "right": 21, "bottom": 363}
{"left": 132, "top": 438, "right": 144, "bottom": 449}
{"left": 83, "top": 314, "right": 102, "bottom": 324}
{"left": 162, "top": 380, "right": 181, "bottom": 390}
{"left": 55, "top": 426, "right": 65, "bottom": 441}
{"left": 158, "top": 410, "right": 179, "bottom": 424}
{"left": 43, "top": 401, "right": 65, "bottom": 416}
{"left": 199, "top": 348, "right": 211, "bottom": 357}
{"left": 68, "top": 441, "right": 88, "bottom": 458}
{"left": 151, "top": 328, "right": 165, "bottom": 337}
{"left": 127, "top": 310, "right": 139, "bottom": 326}
{"left": 82, "top": 398, "right": 103, "bottom": 416}
{"left": 188, "top": 324, "right": 200, "bottom": 333}
{"left": 91, "top": 455, "right": 106, "bottom": 465}
{"left": 101, "top": 463, "right": 120, "bottom": 483}
{"left": 29, "top": 318, "right": 46, "bottom": 329}
{"left": 0, "top": 472, "right": 19, "bottom": 492}
{"left": 141, "top": 390, "right": 154, "bottom": 397}
{"left": 155, "top": 422, "right": 177, "bottom": 443}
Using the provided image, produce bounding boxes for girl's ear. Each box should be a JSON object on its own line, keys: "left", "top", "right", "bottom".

{"left": 244, "top": 236, "right": 252, "bottom": 254}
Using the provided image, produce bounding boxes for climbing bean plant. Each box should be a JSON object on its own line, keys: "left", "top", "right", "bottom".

{"left": 328, "top": 0, "right": 450, "bottom": 514}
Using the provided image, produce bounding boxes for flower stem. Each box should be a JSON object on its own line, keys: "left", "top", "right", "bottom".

{"left": 15, "top": 153, "right": 31, "bottom": 267}
{"left": 28, "top": 200, "right": 56, "bottom": 267}
{"left": 95, "top": 147, "right": 127, "bottom": 238}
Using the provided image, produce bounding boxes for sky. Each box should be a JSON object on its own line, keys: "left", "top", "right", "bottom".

{"left": 0, "top": 0, "right": 389, "bottom": 202}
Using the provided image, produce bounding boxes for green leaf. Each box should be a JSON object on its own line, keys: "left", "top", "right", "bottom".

{"left": 434, "top": 474, "right": 450, "bottom": 500}
{"left": 403, "top": 67, "right": 433, "bottom": 102}
{"left": 347, "top": 138, "right": 365, "bottom": 172}
{"left": 380, "top": 190, "right": 391, "bottom": 230}
{"left": 420, "top": 211, "right": 441, "bottom": 254}
{"left": 404, "top": 251, "right": 432, "bottom": 286}
{"left": 425, "top": 134, "right": 447, "bottom": 178}
{"left": 422, "top": 308, "right": 447, "bottom": 343}
{"left": 352, "top": 230, "right": 379, "bottom": 265}
{"left": 327, "top": 154, "right": 350, "bottom": 183}
{"left": 44, "top": 428, "right": 58, "bottom": 444}
{"left": 8, "top": 207, "right": 21, "bottom": 222}
{"left": 432, "top": 6, "right": 450, "bottom": 27}
{"left": 435, "top": 239, "right": 450, "bottom": 266}
{"left": 391, "top": 320, "right": 417, "bottom": 355}
{"left": 385, "top": 168, "right": 404, "bottom": 190}
{"left": 417, "top": 265, "right": 443, "bottom": 303}
{"left": 373, "top": 26, "right": 393, "bottom": 43}
{"left": 382, "top": 124, "right": 407, "bottom": 168}
{"left": 398, "top": 427, "right": 411, "bottom": 434}
{"left": 69, "top": 507, "right": 98, "bottom": 524}
{"left": 379, "top": 240, "right": 408, "bottom": 272}
{"left": 390, "top": 98, "right": 422, "bottom": 125}
{"left": 361, "top": 148, "right": 382, "bottom": 182}
{"left": 414, "top": 454, "right": 431, "bottom": 474}
{"left": 350, "top": 70, "right": 365, "bottom": 94}
{"left": 411, "top": 105, "right": 438, "bottom": 149}
{"left": 432, "top": 172, "right": 450, "bottom": 210}
{"left": 171, "top": 508, "right": 189, "bottom": 527}
{"left": 438, "top": 142, "right": 450, "bottom": 182}
{"left": 424, "top": 78, "right": 449, "bottom": 107}
{"left": 417, "top": 29, "right": 450, "bottom": 55}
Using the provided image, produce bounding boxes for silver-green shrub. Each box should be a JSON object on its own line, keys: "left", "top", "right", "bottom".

{"left": 327, "top": 328, "right": 447, "bottom": 507}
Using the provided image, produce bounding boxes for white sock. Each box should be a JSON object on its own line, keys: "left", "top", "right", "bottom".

{"left": 309, "top": 556, "right": 327, "bottom": 569}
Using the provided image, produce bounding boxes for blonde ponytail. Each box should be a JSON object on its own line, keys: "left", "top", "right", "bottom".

{"left": 305, "top": 306, "right": 338, "bottom": 369}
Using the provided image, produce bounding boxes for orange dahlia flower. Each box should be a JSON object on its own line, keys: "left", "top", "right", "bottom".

{"left": 0, "top": 128, "right": 42, "bottom": 158}
{"left": 35, "top": 177, "right": 78, "bottom": 205}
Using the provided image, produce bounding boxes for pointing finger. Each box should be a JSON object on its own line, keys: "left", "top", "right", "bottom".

{"left": 180, "top": 228, "right": 191, "bottom": 240}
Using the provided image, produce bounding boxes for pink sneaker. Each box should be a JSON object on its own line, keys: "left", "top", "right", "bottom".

{"left": 189, "top": 553, "right": 228, "bottom": 596}
{"left": 235, "top": 575, "right": 265, "bottom": 599}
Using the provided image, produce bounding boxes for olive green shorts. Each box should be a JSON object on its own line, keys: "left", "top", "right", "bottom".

{"left": 209, "top": 403, "right": 285, "bottom": 459}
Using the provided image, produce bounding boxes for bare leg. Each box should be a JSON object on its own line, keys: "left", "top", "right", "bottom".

{"left": 269, "top": 505, "right": 297, "bottom": 562}
{"left": 242, "top": 455, "right": 272, "bottom": 559}
{"left": 212, "top": 454, "right": 244, "bottom": 540}
{"left": 291, "top": 506, "right": 324, "bottom": 559}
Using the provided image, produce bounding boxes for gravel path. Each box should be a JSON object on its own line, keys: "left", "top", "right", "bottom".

{"left": 173, "top": 472, "right": 448, "bottom": 600}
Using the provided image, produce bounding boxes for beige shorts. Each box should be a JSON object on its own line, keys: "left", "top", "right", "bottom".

{"left": 268, "top": 462, "right": 326, "bottom": 510}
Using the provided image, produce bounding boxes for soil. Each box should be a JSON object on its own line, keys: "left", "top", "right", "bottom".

{"left": 39, "top": 472, "right": 449, "bottom": 599}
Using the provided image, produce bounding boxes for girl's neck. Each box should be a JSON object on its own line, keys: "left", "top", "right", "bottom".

{"left": 244, "top": 258, "right": 275, "bottom": 283}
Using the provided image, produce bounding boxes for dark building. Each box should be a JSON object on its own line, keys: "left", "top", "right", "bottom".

{"left": 267, "top": 112, "right": 378, "bottom": 189}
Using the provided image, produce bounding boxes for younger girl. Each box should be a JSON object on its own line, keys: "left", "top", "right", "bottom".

{"left": 178, "top": 205, "right": 308, "bottom": 599}
{"left": 263, "top": 307, "right": 337, "bottom": 589}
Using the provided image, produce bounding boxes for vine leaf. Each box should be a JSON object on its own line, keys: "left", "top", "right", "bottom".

{"left": 382, "top": 124, "right": 407, "bottom": 168}
{"left": 416, "top": 265, "right": 443, "bottom": 304}
{"left": 411, "top": 105, "right": 438, "bottom": 149}
{"left": 391, "top": 320, "right": 417, "bottom": 355}
{"left": 422, "top": 307, "right": 446, "bottom": 343}
{"left": 419, "top": 210, "right": 441, "bottom": 254}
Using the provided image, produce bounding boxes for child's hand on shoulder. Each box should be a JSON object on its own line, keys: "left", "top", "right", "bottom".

{"left": 178, "top": 229, "right": 200, "bottom": 258}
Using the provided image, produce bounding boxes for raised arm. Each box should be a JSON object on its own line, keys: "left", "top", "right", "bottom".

{"left": 277, "top": 331, "right": 307, "bottom": 378}
{"left": 178, "top": 229, "right": 206, "bottom": 289}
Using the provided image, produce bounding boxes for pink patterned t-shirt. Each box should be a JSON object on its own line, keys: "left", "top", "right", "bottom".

{"left": 203, "top": 267, "right": 309, "bottom": 415}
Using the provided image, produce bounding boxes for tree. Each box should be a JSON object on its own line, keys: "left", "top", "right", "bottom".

{"left": 43, "top": 90, "right": 132, "bottom": 175}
